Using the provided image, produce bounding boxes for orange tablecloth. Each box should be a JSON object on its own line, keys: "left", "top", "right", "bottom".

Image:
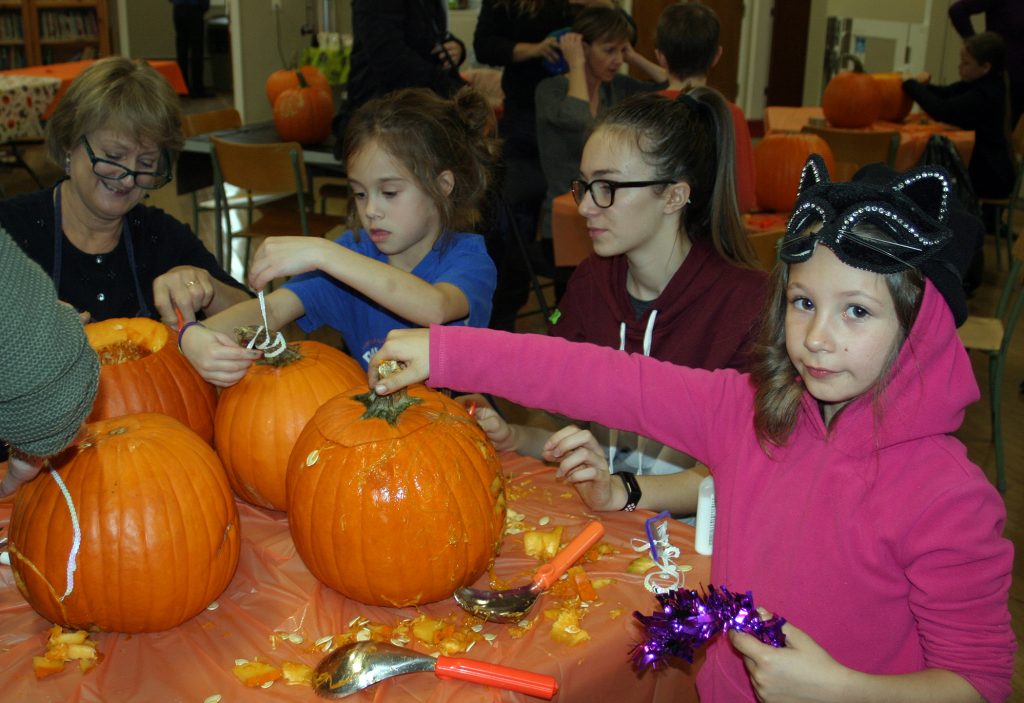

{"left": 0, "top": 74, "right": 61, "bottom": 142}
{"left": 0, "top": 453, "right": 709, "bottom": 702}
{"left": 762, "top": 106, "right": 975, "bottom": 172}
{"left": 0, "top": 59, "right": 188, "bottom": 120}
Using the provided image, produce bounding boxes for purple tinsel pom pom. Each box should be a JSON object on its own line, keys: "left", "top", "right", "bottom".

{"left": 631, "top": 585, "right": 787, "bottom": 669}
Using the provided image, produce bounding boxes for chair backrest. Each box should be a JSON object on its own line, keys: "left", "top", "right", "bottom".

{"left": 747, "top": 227, "right": 786, "bottom": 271}
{"left": 209, "top": 136, "right": 309, "bottom": 195}
{"left": 182, "top": 108, "right": 242, "bottom": 138}
{"left": 995, "top": 234, "right": 1024, "bottom": 356}
{"left": 800, "top": 124, "right": 899, "bottom": 181}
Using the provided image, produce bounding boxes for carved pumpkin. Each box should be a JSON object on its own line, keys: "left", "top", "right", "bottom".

{"left": 7, "top": 413, "right": 240, "bottom": 633}
{"left": 822, "top": 56, "right": 882, "bottom": 128}
{"left": 84, "top": 318, "right": 217, "bottom": 444}
{"left": 214, "top": 340, "right": 365, "bottom": 511}
{"left": 272, "top": 72, "right": 334, "bottom": 145}
{"left": 286, "top": 379, "right": 506, "bottom": 607}
{"left": 754, "top": 133, "right": 836, "bottom": 212}
{"left": 265, "top": 66, "right": 330, "bottom": 107}
{"left": 872, "top": 72, "right": 913, "bottom": 123}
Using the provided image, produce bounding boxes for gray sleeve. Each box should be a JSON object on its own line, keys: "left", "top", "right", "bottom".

{"left": 0, "top": 228, "right": 99, "bottom": 457}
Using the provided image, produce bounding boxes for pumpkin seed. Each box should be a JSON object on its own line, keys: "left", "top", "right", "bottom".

{"left": 466, "top": 641, "right": 476, "bottom": 652}
{"left": 679, "top": 565, "right": 693, "bottom": 572}
{"left": 517, "top": 619, "right": 531, "bottom": 628}
{"left": 538, "top": 516, "right": 550, "bottom": 526}
{"left": 306, "top": 449, "right": 320, "bottom": 467}
{"left": 203, "top": 695, "right": 223, "bottom": 703}
{"left": 286, "top": 633, "right": 303, "bottom": 644}
{"left": 347, "top": 615, "right": 364, "bottom": 628}
{"left": 355, "top": 627, "right": 371, "bottom": 642}
{"left": 260, "top": 680, "right": 274, "bottom": 689}
{"left": 470, "top": 624, "right": 484, "bottom": 633}
{"left": 234, "top": 658, "right": 249, "bottom": 666}
{"left": 482, "top": 633, "right": 497, "bottom": 642}
{"left": 315, "top": 635, "right": 334, "bottom": 649}
{"left": 206, "top": 601, "right": 219, "bottom": 611}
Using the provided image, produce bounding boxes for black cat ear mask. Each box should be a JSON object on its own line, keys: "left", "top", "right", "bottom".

{"left": 780, "top": 154, "right": 954, "bottom": 274}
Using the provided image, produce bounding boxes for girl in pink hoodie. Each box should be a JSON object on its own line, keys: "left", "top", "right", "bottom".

{"left": 371, "top": 155, "right": 1014, "bottom": 702}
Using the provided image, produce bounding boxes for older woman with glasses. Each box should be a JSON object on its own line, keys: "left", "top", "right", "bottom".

{"left": 0, "top": 57, "right": 249, "bottom": 326}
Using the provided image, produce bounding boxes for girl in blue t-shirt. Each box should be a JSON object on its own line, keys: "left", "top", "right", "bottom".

{"left": 181, "top": 87, "right": 500, "bottom": 383}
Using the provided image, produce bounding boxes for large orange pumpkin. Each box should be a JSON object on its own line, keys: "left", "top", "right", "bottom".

{"left": 85, "top": 318, "right": 217, "bottom": 444}
{"left": 286, "top": 381, "right": 506, "bottom": 607}
{"left": 215, "top": 340, "right": 365, "bottom": 510}
{"left": 265, "top": 66, "right": 330, "bottom": 107}
{"left": 822, "top": 61, "right": 882, "bottom": 128}
{"left": 272, "top": 72, "right": 334, "bottom": 145}
{"left": 754, "top": 133, "right": 836, "bottom": 212}
{"left": 7, "top": 414, "right": 240, "bottom": 633}
{"left": 872, "top": 72, "right": 913, "bottom": 123}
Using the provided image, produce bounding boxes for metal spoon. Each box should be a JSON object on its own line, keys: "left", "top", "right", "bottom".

{"left": 454, "top": 520, "right": 605, "bottom": 622}
{"left": 313, "top": 640, "right": 558, "bottom": 699}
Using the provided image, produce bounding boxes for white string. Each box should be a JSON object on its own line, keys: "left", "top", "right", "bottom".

{"left": 630, "top": 519, "right": 684, "bottom": 595}
{"left": 49, "top": 468, "right": 81, "bottom": 601}
{"left": 245, "top": 289, "right": 287, "bottom": 358}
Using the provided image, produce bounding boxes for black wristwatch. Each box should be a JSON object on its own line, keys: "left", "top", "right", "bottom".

{"left": 613, "top": 471, "right": 641, "bottom": 512}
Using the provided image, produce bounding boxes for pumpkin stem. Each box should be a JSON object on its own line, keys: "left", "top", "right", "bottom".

{"left": 234, "top": 326, "right": 305, "bottom": 366}
{"left": 838, "top": 53, "right": 865, "bottom": 73}
{"left": 354, "top": 361, "right": 421, "bottom": 425}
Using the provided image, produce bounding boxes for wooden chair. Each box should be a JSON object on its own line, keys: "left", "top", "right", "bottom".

{"left": 957, "top": 233, "right": 1024, "bottom": 492}
{"left": 747, "top": 227, "right": 786, "bottom": 272}
{"left": 800, "top": 124, "right": 899, "bottom": 182}
{"left": 978, "top": 115, "right": 1024, "bottom": 270}
{"left": 181, "top": 109, "right": 243, "bottom": 245}
{"left": 209, "top": 136, "right": 341, "bottom": 282}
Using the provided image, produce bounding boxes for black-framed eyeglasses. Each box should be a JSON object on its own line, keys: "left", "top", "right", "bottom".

{"left": 79, "top": 137, "right": 172, "bottom": 190}
{"left": 570, "top": 178, "right": 677, "bottom": 208}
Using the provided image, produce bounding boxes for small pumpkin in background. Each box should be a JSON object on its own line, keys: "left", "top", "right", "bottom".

{"left": 84, "top": 318, "right": 217, "bottom": 444}
{"left": 286, "top": 364, "right": 506, "bottom": 607}
{"left": 271, "top": 70, "right": 334, "bottom": 145}
{"left": 265, "top": 66, "right": 330, "bottom": 107}
{"left": 215, "top": 338, "right": 365, "bottom": 511}
{"left": 754, "top": 133, "right": 836, "bottom": 212}
{"left": 7, "top": 413, "right": 240, "bottom": 633}
{"left": 822, "top": 55, "right": 882, "bottom": 128}
{"left": 871, "top": 72, "right": 913, "bottom": 123}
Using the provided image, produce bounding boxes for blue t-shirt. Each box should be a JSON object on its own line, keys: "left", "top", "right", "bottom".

{"left": 285, "top": 230, "right": 496, "bottom": 368}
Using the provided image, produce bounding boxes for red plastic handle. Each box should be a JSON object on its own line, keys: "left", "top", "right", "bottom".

{"left": 434, "top": 657, "right": 558, "bottom": 699}
{"left": 532, "top": 520, "right": 606, "bottom": 591}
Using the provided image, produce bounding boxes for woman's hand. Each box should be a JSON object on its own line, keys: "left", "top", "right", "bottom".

{"left": 369, "top": 328, "right": 431, "bottom": 394}
{"left": 543, "top": 425, "right": 616, "bottom": 511}
{"left": 153, "top": 266, "right": 217, "bottom": 327}
{"left": 729, "top": 614, "right": 849, "bottom": 702}
{"left": 248, "top": 236, "right": 332, "bottom": 292}
{"left": 529, "top": 36, "right": 561, "bottom": 63}
{"left": 559, "top": 32, "right": 586, "bottom": 73}
{"left": 457, "top": 394, "right": 520, "bottom": 452}
{"left": 433, "top": 39, "right": 464, "bottom": 69}
{"left": 179, "top": 320, "right": 261, "bottom": 387}
{"left": 0, "top": 454, "right": 46, "bottom": 498}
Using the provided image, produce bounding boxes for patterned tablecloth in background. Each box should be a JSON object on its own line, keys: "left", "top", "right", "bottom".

{"left": 0, "top": 74, "right": 61, "bottom": 143}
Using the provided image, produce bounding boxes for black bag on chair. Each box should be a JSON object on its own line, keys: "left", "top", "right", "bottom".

{"left": 915, "top": 134, "right": 985, "bottom": 293}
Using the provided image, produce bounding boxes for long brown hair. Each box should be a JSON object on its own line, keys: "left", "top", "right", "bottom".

{"left": 342, "top": 87, "right": 500, "bottom": 233}
{"left": 749, "top": 234, "right": 924, "bottom": 448}
{"left": 592, "top": 89, "right": 757, "bottom": 267}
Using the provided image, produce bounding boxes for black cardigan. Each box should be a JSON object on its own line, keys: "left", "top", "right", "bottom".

{"left": 0, "top": 183, "right": 248, "bottom": 321}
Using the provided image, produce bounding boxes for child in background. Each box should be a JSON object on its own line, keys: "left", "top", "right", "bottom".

{"left": 181, "top": 87, "right": 499, "bottom": 385}
{"left": 903, "top": 32, "right": 1016, "bottom": 205}
{"left": 654, "top": 2, "right": 757, "bottom": 214}
{"left": 371, "top": 156, "right": 1014, "bottom": 702}
{"left": 464, "top": 89, "right": 765, "bottom": 507}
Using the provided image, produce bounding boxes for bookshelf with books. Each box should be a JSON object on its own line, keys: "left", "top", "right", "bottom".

{"left": 0, "top": 0, "right": 109, "bottom": 67}
{"left": 0, "top": 2, "right": 29, "bottom": 69}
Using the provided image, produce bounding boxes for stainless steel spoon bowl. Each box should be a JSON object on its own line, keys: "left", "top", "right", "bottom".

{"left": 314, "top": 640, "right": 558, "bottom": 699}
{"left": 453, "top": 520, "right": 605, "bottom": 622}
